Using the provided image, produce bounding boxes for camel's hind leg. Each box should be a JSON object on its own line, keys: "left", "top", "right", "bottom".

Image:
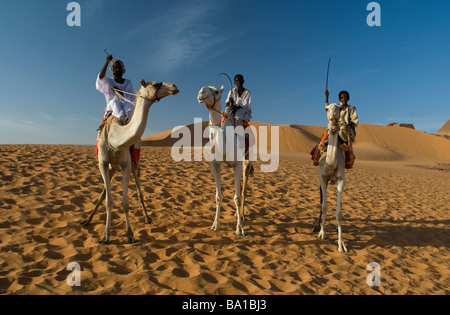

{"left": 312, "top": 186, "right": 323, "bottom": 233}
{"left": 81, "top": 189, "right": 105, "bottom": 226}
{"left": 233, "top": 162, "right": 245, "bottom": 236}
{"left": 82, "top": 168, "right": 116, "bottom": 226}
{"left": 132, "top": 161, "right": 152, "bottom": 225}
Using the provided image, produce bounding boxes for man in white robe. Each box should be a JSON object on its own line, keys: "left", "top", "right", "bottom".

{"left": 96, "top": 54, "right": 135, "bottom": 125}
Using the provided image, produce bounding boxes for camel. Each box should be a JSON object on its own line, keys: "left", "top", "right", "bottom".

{"left": 83, "top": 79, "right": 179, "bottom": 244}
{"left": 313, "top": 103, "right": 348, "bottom": 253}
{"left": 197, "top": 85, "right": 253, "bottom": 236}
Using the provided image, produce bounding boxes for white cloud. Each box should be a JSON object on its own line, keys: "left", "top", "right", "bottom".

{"left": 125, "top": 1, "right": 228, "bottom": 74}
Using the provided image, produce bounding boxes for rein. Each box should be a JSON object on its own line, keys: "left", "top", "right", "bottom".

{"left": 112, "top": 82, "right": 163, "bottom": 105}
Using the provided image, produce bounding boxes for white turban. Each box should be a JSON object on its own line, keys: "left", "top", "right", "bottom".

{"left": 109, "top": 59, "right": 126, "bottom": 75}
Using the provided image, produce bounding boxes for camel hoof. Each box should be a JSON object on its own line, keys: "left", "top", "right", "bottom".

{"left": 339, "top": 244, "right": 348, "bottom": 253}
{"left": 318, "top": 231, "right": 325, "bottom": 240}
{"left": 236, "top": 227, "right": 245, "bottom": 236}
{"left": 98, "top": 238, "right": 110, "bottom": 244}
{"left": 145, "top": 217, "right": 152, "bottom": 225}
{"left": 80, "top": 219, "right": 90, "bottom": 226}
{"left": 211, "top": 223, "right": 220, "bottom": 231}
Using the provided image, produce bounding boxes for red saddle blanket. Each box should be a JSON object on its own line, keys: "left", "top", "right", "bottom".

{"left": 310, "top": 143, "right": 355, "bottom": 169}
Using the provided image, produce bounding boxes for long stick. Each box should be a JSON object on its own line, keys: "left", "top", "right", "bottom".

{"left": 326, "top": 57, "right": 331, "bottom": 90}
{"left": 216, "top": 73, "right": 233, "bottom": 92}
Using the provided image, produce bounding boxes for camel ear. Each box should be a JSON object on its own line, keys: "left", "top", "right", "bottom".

{"left": 140, "top": 79, "right": 147, "bottom": 87}
{"left": 220, "top": 85, "right": 224, "bottom": 93}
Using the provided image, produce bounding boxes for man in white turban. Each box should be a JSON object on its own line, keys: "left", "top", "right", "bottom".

{"left": 96, "top": 54, "right": 135, "bottom": 125}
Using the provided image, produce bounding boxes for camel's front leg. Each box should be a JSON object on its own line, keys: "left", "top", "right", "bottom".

{"left": 336, "top": 177, "right": 348, "bottom": 253}
{"left": 99, "top": 162, "right": 113, "bottom": 244}
{"left": 240, "top": 160, "right": 252, "bottom": 222}
{"left": 234, "top": 162, "right": 245, "bottom": 236}
{"left": 318, "top": 179, "right": 328, "bottom": 240}
{"left": 121, "top": 161, "right": 136, "bottom": 244}
{"left": 210, "top": 162, "right": 222, "bottom": 231}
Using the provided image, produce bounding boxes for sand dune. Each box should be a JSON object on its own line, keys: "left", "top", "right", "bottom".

{"left": 0, "top": 122, "right": 449, "bottom": 295}
{"left": 144, "top": 122, "right": 450, "bottom": 161}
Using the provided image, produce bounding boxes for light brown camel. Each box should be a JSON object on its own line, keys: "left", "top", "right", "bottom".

{"left": 83, "top": 79, "right": 179, "bottom": 244}
{"left": 197, "top": 85, "right": 254, "bottom": 236}
{"left": 313, "top": 103, "right": 348, "bottom": 253}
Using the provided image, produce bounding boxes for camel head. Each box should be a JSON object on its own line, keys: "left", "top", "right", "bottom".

{"left": 327, "top": 103, "right": 341, "bottom": 123}
{"left": 139, "top": 79, "right": 179, "bottom": 102}
{"left": 197, "top": 85, "right": 224, "bottom": 107}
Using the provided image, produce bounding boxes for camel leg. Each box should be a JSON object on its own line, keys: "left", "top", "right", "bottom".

{"left": 81, "top": 168, "right": 116, "bottom": 226}
{"left": 318, "top": 179, "right": 328, "bottom": 240}
{"left": 121, "top": 161, "right": 136, "bottom": 244}
{"left": 99, "top": 162, "right": 113, "bottom": 244}
{"left": 81, "top": 189, "right": 105, "bottom": 226}
{"left": 240, "top": 160, "right": 252, "bottom": 222}
{"left": 312, "top": 186, "right": 323, "bottom": 232}
{"left": 132, "top": 162, "right": 152, "bottom": 225}
{"left": 234, "top": 162, "right": 245, "bottom": 236}
{"left": 336, "top": 177, "right": 348, "bottom": 253}
{"left": 211, "top": 162, "right": 222, "bottom": 231}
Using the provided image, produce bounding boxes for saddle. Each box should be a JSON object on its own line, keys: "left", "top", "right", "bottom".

{"left": 310, "top": 130, "right": 356, "bottom": 169}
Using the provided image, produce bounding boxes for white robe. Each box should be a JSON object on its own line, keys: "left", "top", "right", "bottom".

{"left": 96, "top": 74, "right": 135, "bottom": 123}
{"left": 106, "top": 97, "right": 134, "bottom": 124}
{"left": 226, "top": 87, "right": 252, "bottom": 121}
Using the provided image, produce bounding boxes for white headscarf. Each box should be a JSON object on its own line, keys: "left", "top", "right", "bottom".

{"left": 109, "top": 59, "right": 126, "bottom": 76}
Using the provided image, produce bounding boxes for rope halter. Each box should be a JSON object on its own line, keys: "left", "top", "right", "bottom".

{"left": 112, "top": 82, "right": 163, "bottom": 106}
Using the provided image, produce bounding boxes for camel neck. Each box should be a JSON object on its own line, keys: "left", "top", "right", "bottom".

{"left": 325, "top": 129, "right": 342, "bottom": 170}
{"left": 109, "top": 94, "right": 153, "bottom": 151}
{"left": 209, "top": 101, "right": 223, "bottom": 127}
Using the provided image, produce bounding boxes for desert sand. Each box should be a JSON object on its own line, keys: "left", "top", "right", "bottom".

{"left": 0, "top": 123, "right": 449, "bottom": 295}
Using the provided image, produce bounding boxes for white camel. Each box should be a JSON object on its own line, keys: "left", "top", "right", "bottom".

{"left": 86, "top": 79, "right": 179, "bottom": 244}
{"left": 313, "top": 103, "right": 348, "bottom": 253}
{"left": 197, "top": 85, "right": 253, "bottom": 236}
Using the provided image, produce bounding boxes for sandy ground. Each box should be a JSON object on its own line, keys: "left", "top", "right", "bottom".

{"left": 0, "top": 126, "right": 449, "bottom": 295}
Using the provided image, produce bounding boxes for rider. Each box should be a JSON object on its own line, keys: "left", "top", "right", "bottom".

{"left": 95, "top": 54, "right": 137, "bottom": 156}
{"left": 223, "top": 74, "right": 252, "bottom": 150}
{"left": 225, "top": 74, "right": 252, "bottom": 125}
{"left": 96, "top": 54, "right": 135, "bottom": 126}
{"left": 319, "top": 89, "right": 359, "bottom": 152}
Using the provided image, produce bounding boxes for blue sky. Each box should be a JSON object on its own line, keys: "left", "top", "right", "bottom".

{"left": 0, "top": 0, "right": 449, "bottom": 144}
